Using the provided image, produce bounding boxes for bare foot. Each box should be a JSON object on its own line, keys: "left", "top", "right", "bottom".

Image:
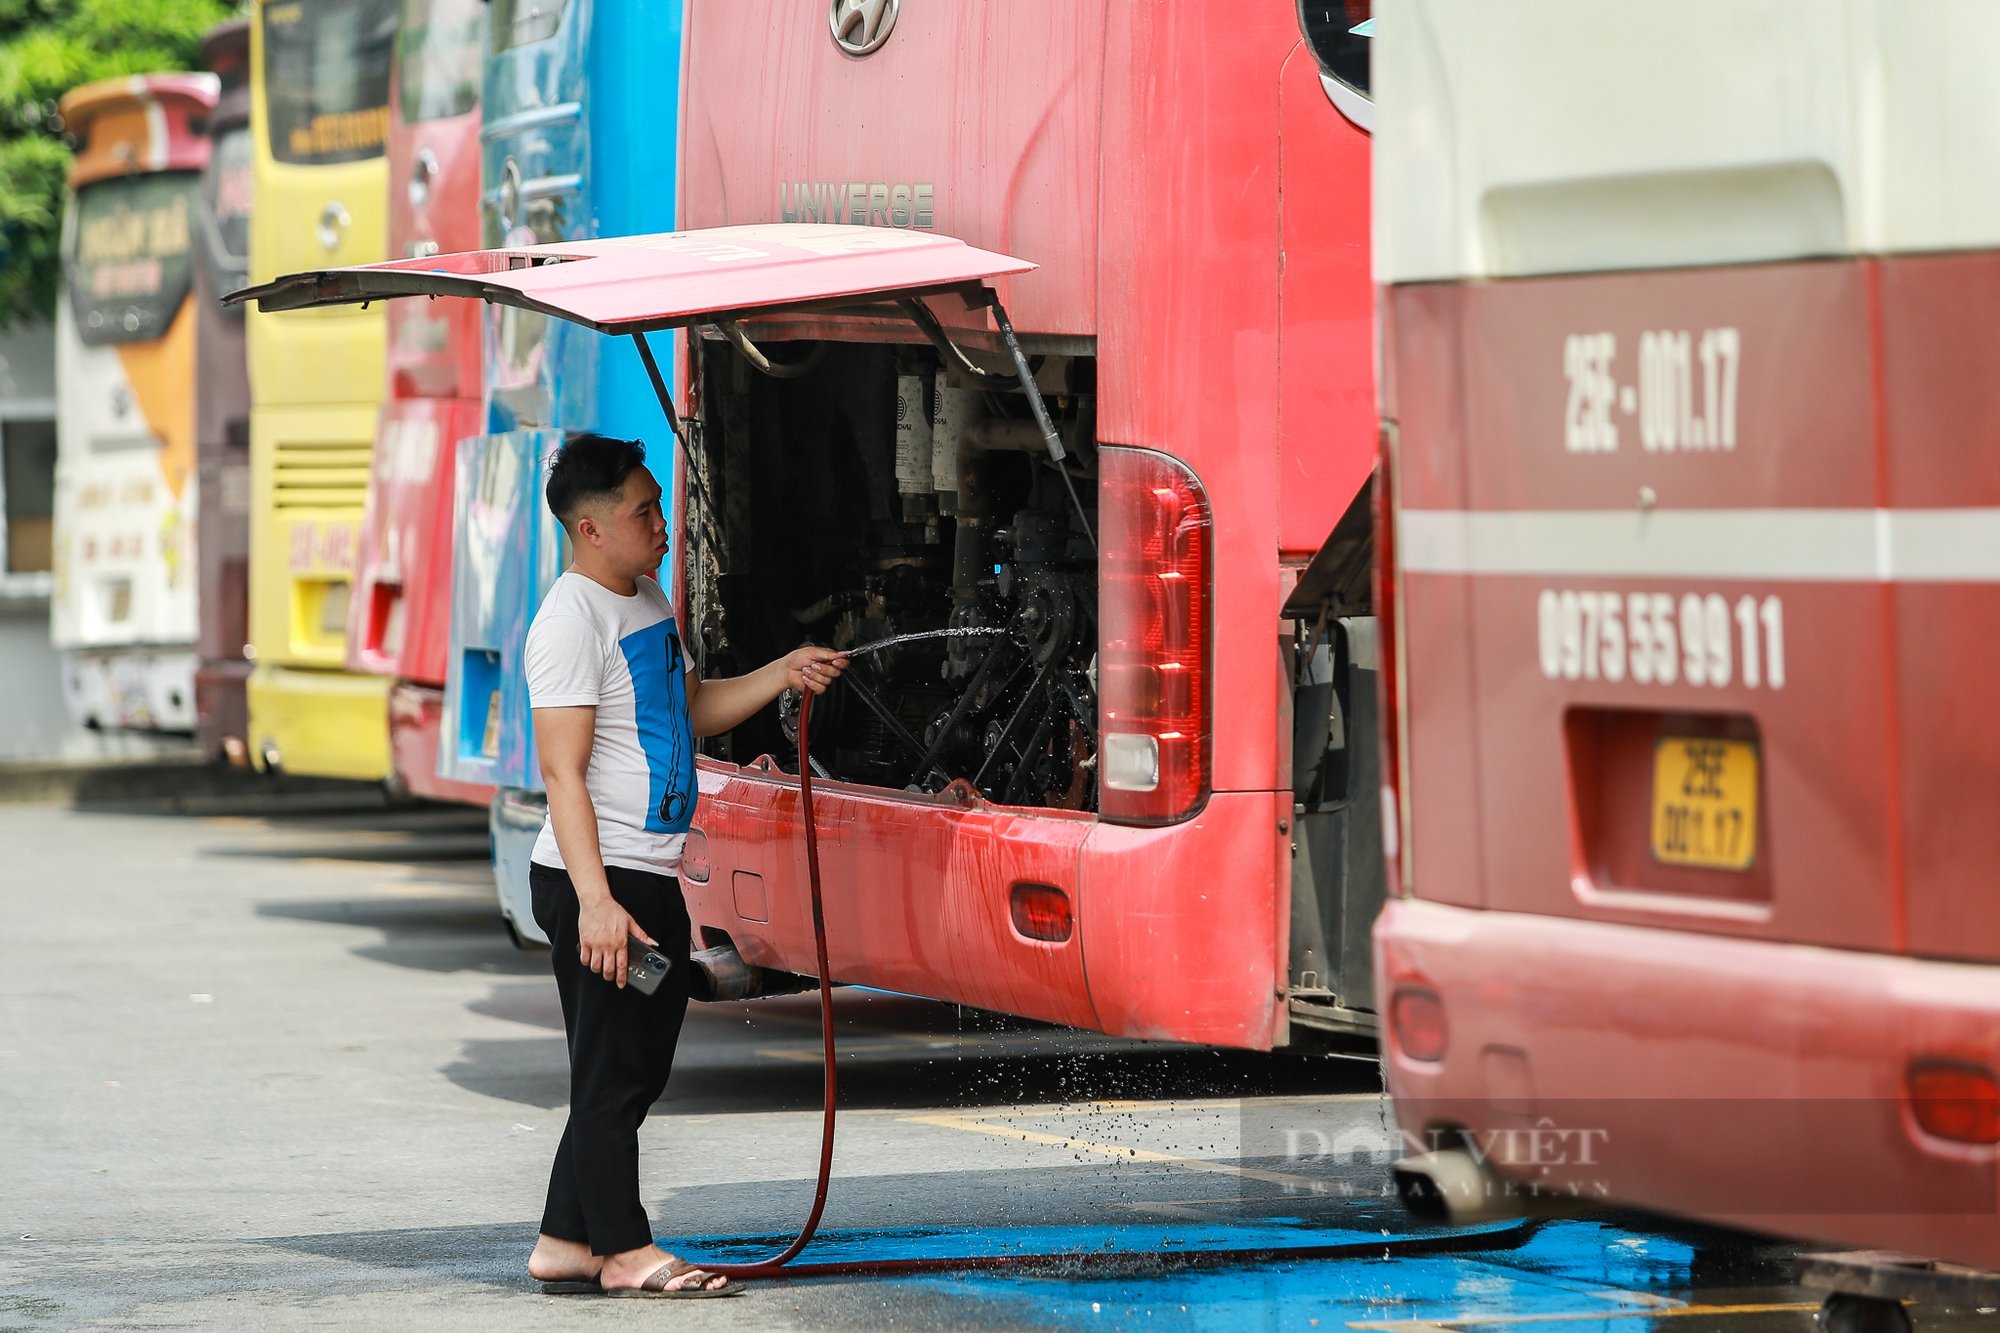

{"left": 527, "top": 1233, "right": 602, "bottom": 1284}
{"left": 598, "top": 1243, "right": 729, "bottom": 1293}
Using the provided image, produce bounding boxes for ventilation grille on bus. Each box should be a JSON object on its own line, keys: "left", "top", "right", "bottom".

{"left": 272, "top": 440, "right": 372, "bottom": 511}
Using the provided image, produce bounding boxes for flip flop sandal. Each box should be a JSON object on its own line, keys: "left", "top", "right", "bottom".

{"left": 605, "top": 1257, "right": 743, "bottom": 1299}
{"left": 537, "top": 1279, "right": 604, "bottom": 1296}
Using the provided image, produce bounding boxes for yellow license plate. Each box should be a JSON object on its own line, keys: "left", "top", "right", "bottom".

{"left": 1651, "top": 736, "right": 1759, "bottom": 871}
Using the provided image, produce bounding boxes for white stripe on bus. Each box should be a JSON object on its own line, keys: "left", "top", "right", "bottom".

{"left": 1398, "top": 508, "right": 2000, "bottom": 583}
{"left": 134, "top": 83, "right": 170, "bottom": 172}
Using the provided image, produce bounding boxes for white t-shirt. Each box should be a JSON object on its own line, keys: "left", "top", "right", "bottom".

{"left": 525, "top": 571, "right": 698, "bottom": 877}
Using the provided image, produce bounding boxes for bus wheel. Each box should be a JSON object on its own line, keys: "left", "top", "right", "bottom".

{"left": 1816, "top": 1295, "right": 1913, "bottom": 1333}
{"left": 378, "top": 775, "right": 420, "bottom": 810}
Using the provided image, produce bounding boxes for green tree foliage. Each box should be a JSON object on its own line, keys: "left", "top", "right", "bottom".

{"left": 0, "top": 0, "right": 234, "bottom": 328}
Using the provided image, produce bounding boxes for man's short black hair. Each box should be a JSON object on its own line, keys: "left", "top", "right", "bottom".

{"left": 545, "top": 432, "right": 647, "bottom": 528}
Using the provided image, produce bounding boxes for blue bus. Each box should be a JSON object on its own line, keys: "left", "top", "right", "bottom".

{"left": 441, "top": 0, "right": 682, "bottom": 945}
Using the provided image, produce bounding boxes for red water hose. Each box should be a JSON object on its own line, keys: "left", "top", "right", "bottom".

{"left": 698, "top": 687, "right": 838, "bottom": 1279}
{"left": 694, "top": 686, "right": 1531, "bottom": 1281}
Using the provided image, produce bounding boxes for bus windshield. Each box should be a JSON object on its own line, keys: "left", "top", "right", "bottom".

{"left": 1298, "top": 1, "right": 1372, "bottom": 102}
{"left": 261, "top": 0, "right": 396, "bottom": 165}
{"left": 68, "top": 171, "right": 200, "bottom": 346}
{"left": 398, "top": 0, "right": 483, "bottom": 122}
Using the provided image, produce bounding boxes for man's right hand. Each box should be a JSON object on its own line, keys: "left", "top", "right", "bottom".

{"left": 578, "top": 894, "right": 659, "bottom": 987}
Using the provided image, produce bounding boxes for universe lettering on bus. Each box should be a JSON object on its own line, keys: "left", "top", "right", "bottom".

{"left": 596, "top": 227, "right": 933, "bottom": 262}
{"left": 780, "top": 180, "right": 935, "bottom": 229}
{"left": 78, "top": 196, "right": 191, "bottom": 299}
{"left": 288, "top": 107, "right": 389, "bottom": 161}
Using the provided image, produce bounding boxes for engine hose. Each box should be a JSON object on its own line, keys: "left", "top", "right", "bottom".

{"left": 693, "top": 685, "right": 1535, "bottom": 1281}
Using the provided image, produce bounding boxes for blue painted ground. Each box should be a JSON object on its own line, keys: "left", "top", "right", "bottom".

{"left": 685, "top": 1216, "right": 1522, "bottom": 1268}
{"left": 880, "top": 1222, "right": 1702, "bottom": 1332}
{"left": 667, "top": 1217, "right": 1786, "bottom": 1332}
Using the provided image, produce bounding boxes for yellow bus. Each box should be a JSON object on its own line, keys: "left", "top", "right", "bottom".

{"left": 245, "top": 0, "right": 397, "bottom": 777}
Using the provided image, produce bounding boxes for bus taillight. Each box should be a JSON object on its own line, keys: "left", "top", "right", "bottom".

{"left": 1098, "top": 448, "right": 1211, "bottom": 825}
{"left": 1390, "top": 986, "right": 1447, "bottom": 1063}
{"left": 1009, "top": 883, "right": 1074, "bottom": 943}
{"left": 1908, "top": 1061, "right": 2000, "bottom": 1145}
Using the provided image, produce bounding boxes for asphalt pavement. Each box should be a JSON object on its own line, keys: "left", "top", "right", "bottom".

{"left": 0, "top": 794, "right": 1986, "bottom": 1331}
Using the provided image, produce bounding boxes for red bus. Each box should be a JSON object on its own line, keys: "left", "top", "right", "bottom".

{"left": 1373, "top": 0, "right": 2000, "bottom": 1272}
{"left": 348, "top": 0, "right": 491, "bottom": 804}
{"left": 658, "top": 0, "right": 1379, "bottom": 1046}
{"left": 240, "top": 1, "right": 1384, "bottom": 1049}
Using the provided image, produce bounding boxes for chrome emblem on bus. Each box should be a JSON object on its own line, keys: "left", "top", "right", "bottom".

{"left": 830, "top": 0, "right": 898, "bottom": 56}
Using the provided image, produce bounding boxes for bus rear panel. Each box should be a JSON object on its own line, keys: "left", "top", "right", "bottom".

{"left": 1374, "top": 0, "right": 2000, "bottom": 1266}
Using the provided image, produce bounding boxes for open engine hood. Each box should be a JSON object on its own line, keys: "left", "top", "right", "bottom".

{"left": 228, "top": 221, "right": 1088, "bottom": 544}
{"left": 224, "top": 222, "right": 1036, "bottom": 334}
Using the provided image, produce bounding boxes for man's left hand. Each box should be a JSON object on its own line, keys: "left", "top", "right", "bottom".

{"left": 784, "top": 647, "right": 851, "bottom": 696}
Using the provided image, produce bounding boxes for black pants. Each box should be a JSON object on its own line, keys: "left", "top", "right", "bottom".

{"left": 530, "top": 861, "right": 692, "bottom": 1257}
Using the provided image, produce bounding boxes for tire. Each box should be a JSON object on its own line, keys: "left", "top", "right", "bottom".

{"left": 1817, "top": 1294, "right": 1913, "bottom": 1333}
{"left": 501, "top": 913, "right": 533, "bottom": 951}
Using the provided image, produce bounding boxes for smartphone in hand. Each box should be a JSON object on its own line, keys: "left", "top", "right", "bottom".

{"left": 626, "top": 937, "right": 673, "bottom": 996}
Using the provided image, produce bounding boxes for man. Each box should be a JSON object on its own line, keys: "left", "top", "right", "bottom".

{"left": 520, "top": 433, "right": 847, "bottom": 1297}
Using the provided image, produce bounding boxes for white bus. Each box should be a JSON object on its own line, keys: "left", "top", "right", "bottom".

{"left": 51, "top": 74, "right": 219, "bottom": 732}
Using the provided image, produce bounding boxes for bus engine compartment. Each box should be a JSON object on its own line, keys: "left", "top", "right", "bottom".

{"left": 685, "top": 338, "right": 1100, "bottom": 813}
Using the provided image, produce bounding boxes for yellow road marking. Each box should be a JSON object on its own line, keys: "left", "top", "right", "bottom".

{"left": 1347, "top": 1302, "right": 1820, "bottom": 1331}
{"left": 902, "top": 1111, "right": 1346, "bottom": 1194}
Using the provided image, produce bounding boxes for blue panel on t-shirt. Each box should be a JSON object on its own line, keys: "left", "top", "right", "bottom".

{"left": 618, "top": 619, "right": 697, "bottom": 834}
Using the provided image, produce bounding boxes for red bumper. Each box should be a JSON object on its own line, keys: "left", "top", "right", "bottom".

{"left": 389, "top": 683, "right": 496, "bottom": 807}
{"left": 1376, "top": 897, "right": 2000, "bottom": 1267}
{"left": 685, "top": 758, "right": 1289, "bottom": 1049}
